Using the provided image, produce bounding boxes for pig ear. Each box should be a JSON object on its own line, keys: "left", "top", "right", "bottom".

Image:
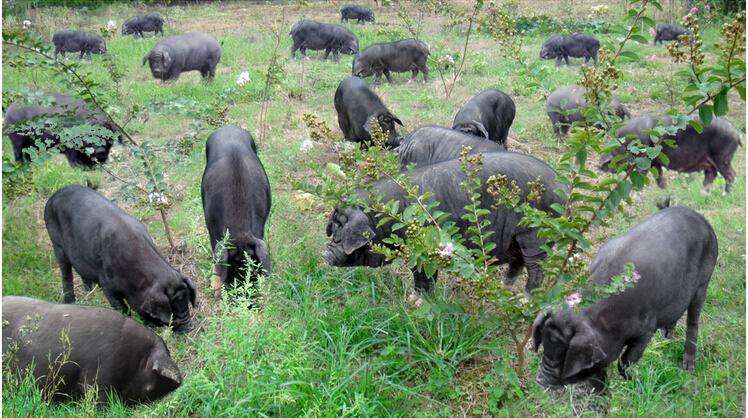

{"left": 561, "top": 321, "right": 605, "bottom": 380}
{"left": 531, "top": 310, "right": 552, "bottom": 352}
{"left": 152, "top": 358, "right": 182, "bottom": 385}
{"left": 138, "top": 286, "right": 172, "bottom": 326}
{"left": 342, "top": 223, "right": 375, "bottom": 255}
{"left": 251, "top": 238, "right": 272, "bottom": 276}
{"left": 473, "top": 122, "right": 489, "bottom": 139}
{"left": 326, "top": 210, "right": 337, "bottom": 237}
{"left": 182, "top": 276, "right": 197, "bottom": 308}
{"left": 388, "top": 113, "right": 403, "bottom": 126}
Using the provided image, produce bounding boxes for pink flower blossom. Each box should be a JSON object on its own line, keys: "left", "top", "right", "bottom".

{"left": 648, "top": 54, "right": 658, "bottom": 62}
{"left": 625, "top": 270, "right": 641, "bottom": 284}
{"left": 438, "top": 242, "right": 454, "bottom": 258}
{"left": 566, "top": 292, "right": 582, "bottom": 308}
{"left": 689, "top": 7, "right": 699, "bottom": 14}
{"left": 649, "top": 27, "right": 657, "bottom": 37}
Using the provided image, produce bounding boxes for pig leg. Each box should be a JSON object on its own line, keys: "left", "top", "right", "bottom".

{"left": 656, "top": 168, "right": 667, "bottom": 188}
{"left": 618, "top": 332, "right": 653, "bottom": 379}
{"left": 53, "top": 245, "right": 75, "bottom": 304}
{"left": 702, "top": 165, "right": 717, "bottom": 193}
{"left": 374, "top": 71, "right": 383, "bottom": 84}
{"left": 410, "top": 68, "right": 418, "bottom": 82}
{"left": 682, "top": 284, "right": 707, "bottom": 372}
{"left": 717, "top": 162, "right": 736, "bottom": 194}
{"left": 322, "top": 48, "right": 331, "bottom": 60}
{"left": 102, "top": 288, "right": 127, "bottom": 313}
{"left": 661, "top": 324, "right": 675, "bottom": 339}
{"left": 413, "top": 269, "right": 435, "bottom": 293}
{"left": 384, "top": 69, "right": 394, "bottom": 83}
{"left": 290, "top": 43, "right": 299, "bottom": 58}
{"left": 588, "top": 367, "right": 607, "bottom": 394}
{"left": 417, "top": 61, "right": 429, "bottom": 81}
{"left": 563, "top": 55, "right": 570, "bottom": 65}
{"left": 516, "top": 232, "right": 545, "bottom": 293}
{"left": 504, "top": 258, "right": 525, "bottom": 286}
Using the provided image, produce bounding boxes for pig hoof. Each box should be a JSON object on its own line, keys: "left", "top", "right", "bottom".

{"left": 661, "top": 327, "right": 674, "bottom": 339}
{"left": 682, "top": 356, "right": 696, "bottom": 372}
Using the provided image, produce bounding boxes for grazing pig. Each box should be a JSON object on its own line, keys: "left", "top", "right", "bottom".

{"left": 532, "top": 205, "right": 717, "bottom": 392}
{"left": 323, "top": 152, "right": 564, "bottom": 294}
{"left": 122, "top": 13, "right": 164, "bottom": 37}
{"left": 352, "top": 39, "right": 430, "bottom": 83}
{"left": 52, "top": 30, "right": 106, "bottom": 58}
{"left": 44, "top": 185, "right": 196, "bottom": 333}
{"left": 539, "top": 34, "right": 599, "bottom": 66}
{"left": 201, "top": 125, "right": 272, "bottom": 297}
{"left": 334, "top": 76, "right": 403, "bottom": 148}
{"left": 143, "top": 32, "right": 221, "bottom": 81}
{"left": 653, "top": 23, "right": 688, "bottom": 45}
{"left": 397, "top": 125, "right": 504, "bottom": 168}
{"left": 546, "top": 85, "right": 631, "bottom": 136}
{"left": 452, "top": 89, "right": 516, "bottom": 146}
{"left": 341, "top": 5, "right": 375, "bottom": 23}
{"left": 601, "top": 115, "right": 741, "bottom": 193}
{"left": 290, "top": 20, "right": 359, "bottom": 60}
{"left": 2, "top": 296, "right": 182, "bottom": 404}
{"left": 4, "top": 93, "right": 120, "bottom": 167}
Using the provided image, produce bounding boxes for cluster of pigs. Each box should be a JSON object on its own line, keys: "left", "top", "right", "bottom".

{"left": 1, "top": 4, "right": 740, "bottom": 407}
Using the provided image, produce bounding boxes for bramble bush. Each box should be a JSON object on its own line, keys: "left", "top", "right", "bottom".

{"left": 300, "top": 0, "right": 745, "bottom": 383}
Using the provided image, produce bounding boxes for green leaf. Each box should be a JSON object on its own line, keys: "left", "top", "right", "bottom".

{"left": 713, "top": 89, "right": 729, "bottom": 116}
{"left": 688, "top": 119, "right": 704, "bottom": 134}
{"left": 550, "top": 203, "right": 566, "bottom": 215}
{"left": 738, "top": 84, "right": 746, "bottom": 100}
{"left": 619, "top": 50, "right": 639, "bottom": 61}
{"left": 698, "top": 104, "right": 713, "bottom": 126}
{"left": 630, "top": 34, "right": 648, "bottom": 44}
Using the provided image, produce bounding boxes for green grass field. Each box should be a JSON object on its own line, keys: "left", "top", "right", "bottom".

{"left": 2, "top": 1, "right": 745, "bottom": 416}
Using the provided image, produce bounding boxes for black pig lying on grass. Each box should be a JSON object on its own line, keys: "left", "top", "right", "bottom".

{"left": 122, "top": 13, "right": 165, "bottom": 37}
{"left": 290, "top": 20, "right": 359, "bottom": 60}
{"left": 352, "top": 39, "right": 430, "bottom": 83}
{"left": 452, "top": 89, "right": 516, "bottom": 146}
{"left": 341, "top": 5, "right": 375, "bottom": 23}
{"left": 45, "top": 185, "right": 196, "bottom": 333}
{"left": 334, "top": 76, "right": 403, "bottom": 148}
{"left": 539, "top": 33, "right": 599, "bottom": 66}
{"left": 601, "top": 115, "right": 741, "bottom": 193}
{"left": 653, "top": 23, "right": 688, "bottom": 45}
{"left": 396, "top": 125, "right": 504, "bottom": 168}
{"left": 4, "top": 93, "right": 120, "bottom": 167}
{"left": 201, "top": 125, "right": 272, "bottom": 298}
{"left": 546, "top": 85, "right": 631, "bottom": 136}
{"left": 52, "top": 30, "right": 106, "bottom": 58}
{"left": 143, "top": 32, "right": 221, "bottom": 81}
{"left": 2, "top": 296, "right": 182, "bottom": 404}
{"left": 323, "top": 152, "right": 564, "bottom": 294}
{"left": 533, "top": 205, "right": 717, "bottom": 392}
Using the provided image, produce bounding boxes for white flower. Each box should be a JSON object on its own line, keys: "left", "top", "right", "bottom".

{"left": 445, "top": 55, "right": 455, "bottom": 64}
{"left": 566, "top": 292, "right": 582, "bottom": 308}
{"left": 22, "top": 20, "right": 31, "bottom": 29}
{"left": 147, "top": 192, "right": 168, "bottom": 206}
{"left": 236, "top": 71, "right": 250, "bottom": 86}
{"left": 106, "top": 20, "right": 116, "bottom": 31}
{"left": 299, "top": 139, "right": 314, "bottom": 152}
{"left": 437, "top": 242, "right": 454, "bottom": 258}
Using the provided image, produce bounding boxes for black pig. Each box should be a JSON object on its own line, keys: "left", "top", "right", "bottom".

{"left": 323, "top": 152, "right": 564, "bottom": 294}
{"left": 122, "top": 13, "right": 164, "bottom": 37}
{"left": 601, "top": 115, "right": 741, "bottom": 193}
{"left": 654, "top": 23, "right": 688, "bottom": 44}
{"left": 2, "top": 296, "right": 182, "bottom": 404}
{"left": 546, "top": 85, "right": 631, "bottom": 136}
{"left": 539, "top": 34, "right": 599, "bottom": 66}
{"left": 533, "top": 205, "right": 717, "bottom": 392}
{"left": 52, "top": 30, "right": 106, "bottom": 58}
{"left": 4, "top": 93, "right": 120, "bottom": 167}
{"left": 396, "top": 125, "right": 504, "bottom": 168}
{"left": 352, "top": 39, "right": 430, "bottom": 83}
{"left": 341, "top": 5, "right": 375, "bottom": 23}
{"left": 334, "top": 76, "right": 403, "bottom": 148}
{"left": 143, "top": 32, "right": 221, "bottom": 81}
{"left": 44, "top": 185, "right": 197, "bottom": 333}
{"left": 201, "top": 125, "right": 272, "bottom": 297}
{"left": 290, "top": 20, "right": 359, "bottom": 60}
{"left": 452, "top": 89, "right": 516, "bottom": 146}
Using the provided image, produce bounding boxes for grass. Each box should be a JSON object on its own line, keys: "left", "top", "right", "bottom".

{"left": 2, "top": 1, "right": 745, "bottom": 416}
